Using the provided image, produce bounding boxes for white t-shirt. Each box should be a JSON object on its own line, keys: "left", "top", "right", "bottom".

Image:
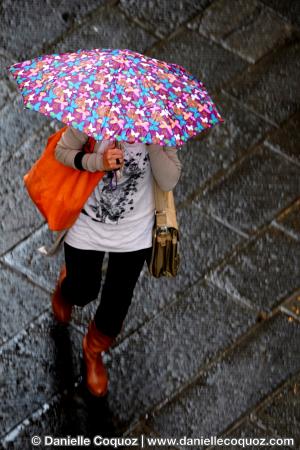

{"left": 64, "top": 140, "right": 155, "bottom": 252}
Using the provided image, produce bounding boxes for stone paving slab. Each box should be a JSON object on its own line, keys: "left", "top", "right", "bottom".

{"left": 0, "top": 312, "right": 83, "bottom": 438}
{"left": 208, "top": 225, "right": 300, "bottom": 313}
{"left": 104, "top": 279, "right": 256, "bottom": 427}
{"left": 0, "top": 123, "right": 56, "bottom": 255}
{"left": 264, "top": 113, "right": 300, "bottom": 166}
{"left": 195, "top": 143, "right": 300, "bottom": 235}
{"left": 0, "top": 51, "right": 16, "bottom": 83}
{"left": 0, "top": 80, "right": 16, "bottom": 111}
{"left": 274, "top": 200, "right": 300, "bottom": 241}
{"left": 2, "top": 402, "right": 173, "bottom": 450}
{"left": 145, "top": 313, "right": 300, "bottom": 449}
{"left": 280, "top": 292, "right": 300, "bottom": 323}
{"left": 261, "top": 0, "right": 300, "bottom": 29}
{"left": 2, "top": 224, "right": 69, "bottom": 292}
{"left": 147, "top": 28, "right": 247, "bottom": 92}
{"left": 187, "top": 0, "right": 293, "bottom": 63}
{"left": 1, "top": 384, "right": 118, "bottom": 449}
{"left": 225, "top": 39, "right": 300, "bottom": 125}
{"left": 47, "top": 0, "right": 110, "bottom": 25}
{"left": 0, "top": 0, "right": 108, "bottom": 60}
{"left": 0, "top": 262, "right": 50, "bottom": 347}
{"left": 119, "top": 0, "right": 211, "bottom": 38}
{"left": 175, "top": 92, "right": 272, "bottom": 205}
{"left": 54, "top": 2, "right": 157, "bottom": 55}
{"left": 1, "top": 0, "right": 61, "bottom": 59}
{"left": 0, "top": 95, "right": 50, "bottom": 164}
{"left": 219, "top": 419, "right": 293, "bottom": 450}
{"left": 251, "top": 372, "right": 300, "bottom": 448}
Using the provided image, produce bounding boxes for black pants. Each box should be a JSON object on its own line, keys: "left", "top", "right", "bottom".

{"left": 61, "top": 242, "right": 152, "bottom": 338}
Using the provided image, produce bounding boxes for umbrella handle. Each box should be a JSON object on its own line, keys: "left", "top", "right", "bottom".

{"left": 115, "top": 140, "right": 122, "bottom": 149}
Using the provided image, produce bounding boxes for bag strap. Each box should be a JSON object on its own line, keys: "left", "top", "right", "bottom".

{"left": 153, "top": 178, "right": 178, "bottom": 229}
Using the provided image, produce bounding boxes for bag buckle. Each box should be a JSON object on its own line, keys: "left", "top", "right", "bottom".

{"left": 157, "top": 225, "right": 168, "bottom": 233}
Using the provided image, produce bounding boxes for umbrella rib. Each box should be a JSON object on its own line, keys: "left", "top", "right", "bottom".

{"left": 97, "top": 55, "right": 126, "bottom": 142}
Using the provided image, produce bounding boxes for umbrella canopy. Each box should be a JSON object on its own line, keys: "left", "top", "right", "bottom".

{"left": 7, "top": 48, "right": 223, "bottom": 147}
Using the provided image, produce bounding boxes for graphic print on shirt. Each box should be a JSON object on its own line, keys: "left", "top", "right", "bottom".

{"left": 86, "top": 147, "right": 150, "bottom": 224}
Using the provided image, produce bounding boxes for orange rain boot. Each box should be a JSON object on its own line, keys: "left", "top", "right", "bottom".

{"left": 51, "top": 265, "right": 72, "bottom": 324}
{"left": 82, "top": 320, "right": 115, "bottom": 397}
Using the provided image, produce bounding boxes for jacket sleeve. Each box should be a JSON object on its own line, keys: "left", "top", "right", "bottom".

{"left": 54, "top": 126, "right": 104, "bottom": 172}
{"left": 147, "top": 144, "right": 182, "bottom": 191}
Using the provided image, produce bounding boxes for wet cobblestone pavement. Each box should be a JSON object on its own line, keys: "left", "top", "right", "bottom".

{"left": 1, "top": 1, "right": 299, "bottom": 449}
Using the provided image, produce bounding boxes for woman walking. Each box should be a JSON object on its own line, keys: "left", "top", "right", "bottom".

{"left": 51, "top": 125, "right": 182, "bottom": 397}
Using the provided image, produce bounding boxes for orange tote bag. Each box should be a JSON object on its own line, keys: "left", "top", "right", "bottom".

{"left": 24, "top": 126, "right": 105, "bottom": 231}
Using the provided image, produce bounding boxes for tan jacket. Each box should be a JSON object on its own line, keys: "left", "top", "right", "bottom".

{"left": 38, "top": 126, "right": 182, "bottom": 256}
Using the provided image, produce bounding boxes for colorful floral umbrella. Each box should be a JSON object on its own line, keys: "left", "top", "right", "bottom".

{"left": 7, "top": 48, "right": 223, "bottom": 147}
